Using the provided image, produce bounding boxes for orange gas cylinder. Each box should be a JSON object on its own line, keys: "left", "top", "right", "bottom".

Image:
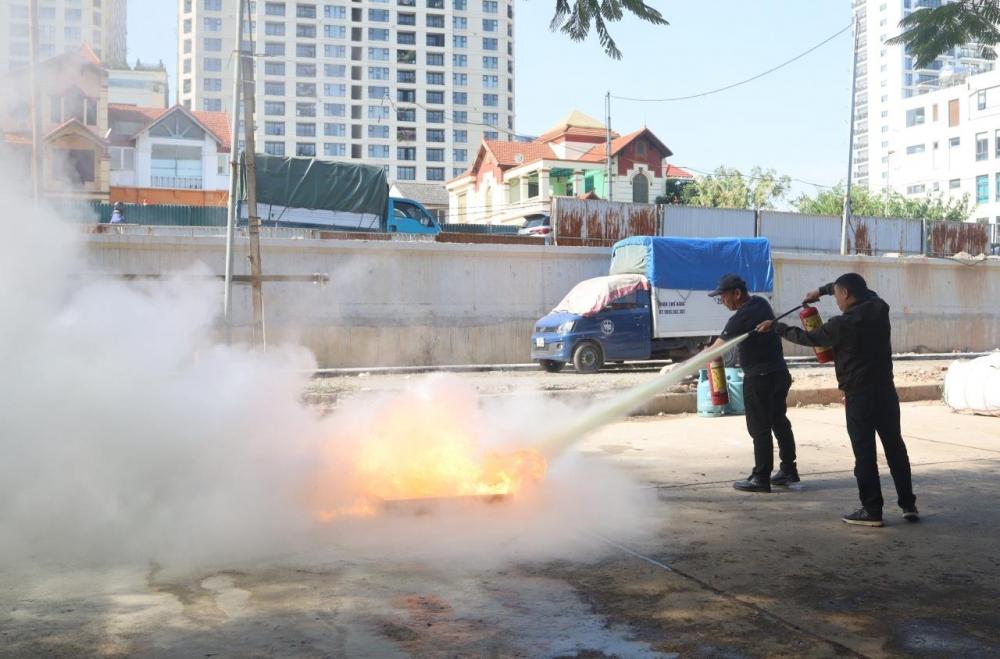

{"left": 708, "top": 358, "right": 729, "bottom": 406}
{"left": 799, "top": 305, "right": 834, "bottom": 363}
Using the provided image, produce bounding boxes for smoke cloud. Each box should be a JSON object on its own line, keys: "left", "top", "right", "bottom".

{"left": 0, "top": 155, "right": 655, "bottom": 571}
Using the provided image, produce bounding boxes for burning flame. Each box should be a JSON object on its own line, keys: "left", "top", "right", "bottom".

{"left": 308, "top": 378, "right": 547, "bottom": 520}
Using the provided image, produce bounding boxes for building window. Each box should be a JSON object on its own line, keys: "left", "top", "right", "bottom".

{"left": 368, "top": 145, "right": 390, "bottom": 158}
{"left": 483, "top": 93, "right": 498, "bottom": 107}
{"left": 483, "top": 0, "right": 498, "bottom": 12}
{"left": 368, "top": 85, "right": 389, "bottom": 99}
{"left": 324, "top": 122, "right": 346, "bottom": 137}
{"left": 426, "top": 71, "right": 445, "bottom": 85}
{"left": 297, "top": 44, "right": 316, "bottom": 58}
{"left": 397, "top": 166, "right": 416, "bottom": 180}
{"left": 426, "top": 90, "right": 444, "bottom": 104}
{"left": 398, "top": 12, "right": 416, "bottom": 25}
{"left": 978, "top": 90, "right": 987, "bottom": 111}
{"left": 369, "top": 8, "right": 390, "bottom": 20}
{"left": 203, "top": 78, "right": 222, "bottom": 92}
{"left": 397, "top": 127, "right": 417, "bottom": 142}
{"left": 426, "top": 110, "right": 444, "bottom": 123}
{"left": 264, "top": 42, "right": 285, "bottom": 56}
{"left": 484, "top": 130, "right": 498, "bottom": 140}
{"left": 324, "top": 103, "right": 346, "bottom": 117}
{"left": 454, "top": 0, "right": 467, "bottom": 8}
{"left": 368, "top": 125, "right": 389, "bottom": 138}
{"left": 949, "top": 178, "right": 961, "bottom": 189}
{"left": 296, "top": 102, "right": 316, "bottom": 117}
{"left": 324, "top": 83, "right": 346, "bottom": 97}
{"left": 297, "top": 4, "right": 316, "bottom": 18}
{"left": 265, "top": 2, "right": 285, "bottom": 16}
{"left": 324, "top": 25, "right": 346, "bottom": 38}
{"left": 482, "top": 19, "right": 497, "bottom": 31}
{"left": 453, "top": 148, "right": 467, "bottom": 162}
{"left": 398, "top": 147, "right": 417, "bottom": 160}
{"left": 483, "top": 56, "right": 498, "bottom": 69}
{"left": 397, "top": 108, "right": 416, "bottom": 122}
{"left": 483, "top": 75, "right": 499, "bottom": 88}
{"left": 454, "top": 110, "right": 468, "bottom": 123}
{"left": 426, "top": 148, "right": 444, "bottom": 161}
{"left": 297, "top": 23, "right": 317, "bottom": 38}
{"left": 325, "top": 44, "right": 347, "bottom": 57}
{"left": 977, "top": 175, "right": 989, "bottom": 203}
{"left": 369, "top": 105, "right": 390, "bottom": 120}
{"left": 397, "top": 88, "right": 416, "bottom": 103}
{"left": 426, "top": 167, "right": 445, "bottom": 181}
{"left": 453, "top": 73, "right": 467, "bottom": 86}
{"left": 995, "top": 174, "right": 1000, "bottom": 201}
{"left": 397, "top": 31, "right": 416, "bottom": 45}
{"left": 325, "top": 63, "right": 347, "bottom": 77}
{"left": 265, "top": 101, "right": 285, "bottom": 115}
{"left": 397, "top": 49, "right": 416, "bottom": 64}
{"left": 905, "top": 107, "right": 925, "bottom": 127}
{"left": 265, "top": 81, "right": 285, "bottom": 95}
{"left": 265, "top": 61, "right": 286, "bottom": 76}
{"left": 906, "top": 184, "right": 926, "bottom": 195}
{"left": 205, "top": 57, "right": 223, "bottom": 72}
{"left": 369, "top": 47, "right": 390, "bottom": 60}
{"left": 204, "top": 38, "right": 222, "bottom": 51}
{"left": 427, "top": 129, "right": 445, "bottom": 142}
{"left": 265, "top": 121, "right": 285, "bottom": 135}
{"left": 428, "top": 0, "right": 444, "bottom": 7}
{"left": 632, "top": 173, "right": 649, "bottom": 203}
{"left": 203, "top": 98, "right": 222, "bottom": 111}
{"left": 427, "top": 33, "right": 445, "bottom": 47}
{"left": 369, "top": 66, "right": 390, "bottom": 80}
{"left": 453, "top": 92, "right": 467, "bottom": 105}
{"left": 905, "top": 144, "right": 924, "bottom": 155}
{"left": 453, "top": 129, "right": 467, "bottom": 143}
{"left": 151, "top": 144, "right": 202, "bottom": 186}
{"left": 296, "top": 123, "right": 316, "bottom": 137}
{"left": 110, "top": 147, "right": 135, "bottom": 171}
{"left": 369, "top": 27, "right": 390, "bottom": 41}
{"left": 483, "top": 112, "right": 498, "bottom": 125}
{"left": 453, "top": 54, "right": 467, "bottom": 67}
{"left": 324, "top": 143, "right": 346, "bottom": 157}
{"left": 483, "top": 37, "right": 498, "bottom": 50}
{"left": 203, "top": 17, "right": 222, "bottom": 31}
{"left": 297, "top": 143, "right": 316, "bottom": 157}
{"left": 977, "top": 132, "right": 989, "bottom": 161}
{"left": 325, "top": 5, "right": 346, "bottom": 19}
{"left": 454, "top": 16, "right": 467, "bottom": 29}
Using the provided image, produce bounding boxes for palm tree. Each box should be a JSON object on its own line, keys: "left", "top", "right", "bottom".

{"left": 885, "top": 1, "right": 1000, "bottom": 69}
{"left": 550, "top": 0, "right": 669, "bottom": 60}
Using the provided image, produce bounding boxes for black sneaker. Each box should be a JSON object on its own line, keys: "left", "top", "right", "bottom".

{"left": 902, "top": 506, "right": 920, "bottom": 522}
{"left": 770, "top": 469, "right": 801, "bottom": 486}
{"left": 841, "top": 508, "right": 884, "bottom": 527}
{"left": 733, "top": 474, "right": 771, "bottom": 493}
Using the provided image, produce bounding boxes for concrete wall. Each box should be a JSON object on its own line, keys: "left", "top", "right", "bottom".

{"left": 83, "top": 234, "right": 1000, "bottom": 367}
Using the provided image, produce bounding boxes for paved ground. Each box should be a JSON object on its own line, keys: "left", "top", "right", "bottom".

{"left": 2, "top": 402, "right": 999, "bottom": 658}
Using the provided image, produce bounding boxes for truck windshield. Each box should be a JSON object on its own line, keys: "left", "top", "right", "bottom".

{"left": 552, "top": 274, "right": 647, "bottom": 317}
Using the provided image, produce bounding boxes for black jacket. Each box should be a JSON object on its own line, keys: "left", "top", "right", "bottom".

{"left": 775, "top": 287, "right": 894, "bottom": 393}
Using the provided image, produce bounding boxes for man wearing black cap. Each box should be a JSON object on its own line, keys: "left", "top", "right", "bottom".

{"left": 756, "top": 273, "right": 918, "bottom": 527}
{"left": 707, "top": 273, "right": 798, "bottom": 494}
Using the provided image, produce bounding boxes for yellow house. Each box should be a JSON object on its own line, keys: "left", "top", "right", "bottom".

{"left": 2, "top": 45, "right": 110, "bottom": 201}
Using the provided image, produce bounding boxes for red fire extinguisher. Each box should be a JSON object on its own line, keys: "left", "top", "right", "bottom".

{"left": 708, "top": 358, "right": 729, "bottom": 406}
{"left": 799, "top": 305, "right": 834, "bottom": 363}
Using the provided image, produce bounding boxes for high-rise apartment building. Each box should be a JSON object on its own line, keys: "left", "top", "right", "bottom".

{"left": 179, "top": 0, "right": 516, "bottom": 183}
{"left": 0, "top": 0, "right": 127, "bottom": 72}
{"left": 851, "top": 0, "right": 993, "bottom": 190}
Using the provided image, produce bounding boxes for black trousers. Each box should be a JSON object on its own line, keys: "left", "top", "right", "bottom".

{"left": 844, "top": 385, "right": 917, "bottom": 514}
{"left": 743, "top": 369, "right": 796, "bottom": 481}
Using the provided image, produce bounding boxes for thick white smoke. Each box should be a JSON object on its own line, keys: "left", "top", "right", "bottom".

{"left": 0, "top": 157, "right": 655, "bottom": 570}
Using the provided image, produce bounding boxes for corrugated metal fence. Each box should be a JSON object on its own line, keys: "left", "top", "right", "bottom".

{"left": 662, "top": 206, "right": 756, "bottom": 238}
{"left": 88, "top": 202, "right": 227, "bottom": 226}
{"left": 758, "top": 211, "right": 842, "bottom": 253}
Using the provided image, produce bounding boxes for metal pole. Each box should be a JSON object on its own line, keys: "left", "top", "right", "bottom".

{"left": 222, "top": 0, "right": 246, "bottom": 342}
{"left": 241, "top": 47, "right": 266, "bottom": 348}
{"left": 605, "top": 90, "right": 613, "bottom": 202}
{"left": 841, "top": 14, "right": 861, "bottom": 256}
{"left": 28, "top": 0, "right": 41, "bottom": 202}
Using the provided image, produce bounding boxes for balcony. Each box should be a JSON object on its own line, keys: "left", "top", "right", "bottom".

{"left": 152, "top": 176, "right": 203, "bottom": 189}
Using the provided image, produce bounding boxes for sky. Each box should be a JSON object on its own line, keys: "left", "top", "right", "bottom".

{"left": 127, "top": 0, "right": 854, "bottom": 201}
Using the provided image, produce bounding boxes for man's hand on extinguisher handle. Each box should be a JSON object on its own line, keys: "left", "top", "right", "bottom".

{"left": 802, "top": 288, "right": 822, "bottom": 305}
{"left": 755, "top": 320, "right": 774, "bottom": 333}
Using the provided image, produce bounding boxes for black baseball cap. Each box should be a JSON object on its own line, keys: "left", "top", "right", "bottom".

{"left": 708, "top": 273, "right": 747, "bottom": 297}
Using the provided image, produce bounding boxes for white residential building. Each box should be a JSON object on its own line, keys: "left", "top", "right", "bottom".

{"left": 851, "top": 0, "right": 994, "bottom": 190}
{"left": 0, "top": 0, "right": 127, "bottom": 72}
{"left": 179, "top": 0, "right": 516, "bottom": 184}
{"left": 109, "top": 62, "right": 171, "bottom": 108}
{"left": 892, "top": 69, "right": 1000, "bottom": 224}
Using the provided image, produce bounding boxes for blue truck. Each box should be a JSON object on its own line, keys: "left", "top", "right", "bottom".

{"left": 530, "top": 236, "right": 774, "bottom": 373}
{"left": 245, "top": 154, "right": 440, "bottom": 234}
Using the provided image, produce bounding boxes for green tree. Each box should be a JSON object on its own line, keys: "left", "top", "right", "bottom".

{"left": 655, "top": 178, "right": 693, "bottom": 205}
{"left": 885, "top": 1, "right": 1000, "bottom": 68}
{"left": 551, "top": 1, "right": 669, "bottom": 60}
{"left": 795, "top": 185, "right": 972, "bottom": 222}
{"left": 677, "top": 166, "right": 791, "bottom": 210}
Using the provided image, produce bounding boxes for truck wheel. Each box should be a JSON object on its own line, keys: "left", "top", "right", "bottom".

{"left": 539, "top": 360, "right": 565, "bottom": 373}
{"left": 573, "top": 342, "right": 604, "bottom": 374}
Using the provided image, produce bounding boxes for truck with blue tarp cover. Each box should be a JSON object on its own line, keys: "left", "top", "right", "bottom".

{"left": 240, "top": 153, "right": 440, "bottom": 234}
{"left": 531, "top": 236, "right": 774, "bottom": 373}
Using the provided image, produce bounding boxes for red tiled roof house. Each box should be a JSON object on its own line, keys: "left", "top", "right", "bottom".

{"left": 445, "top": 110, "right": 691, "bottom": 224}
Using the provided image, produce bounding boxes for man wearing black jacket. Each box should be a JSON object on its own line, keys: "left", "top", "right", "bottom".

{"left": 756, "top": 273, "right": 918, "bottom": 527}
{"left": 707, "top": 274, "right": 798, "bottom": 494}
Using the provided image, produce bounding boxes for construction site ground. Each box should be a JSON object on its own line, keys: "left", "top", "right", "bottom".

{"left": 3, "top": 401, "right": 999, "bottom": 658}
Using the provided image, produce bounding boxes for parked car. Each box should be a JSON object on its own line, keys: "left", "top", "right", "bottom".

{"left": 517, "top": 214, "right": 551, "bottom": 240}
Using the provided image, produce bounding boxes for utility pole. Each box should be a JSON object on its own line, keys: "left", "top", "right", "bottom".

{"left": 241, "top": 45, "right": 266, "bottom": 347}
{"left": 841, "top": 14, "right": 861, "bottom": 256}
{"left": 27, "top": 0, "right": 41, "bottom": 202}
{"left": 222, "top": 0, "right": 246, "bottom": 342}
{"left": 605, "top": 90, "right": 613, "bottom": 202}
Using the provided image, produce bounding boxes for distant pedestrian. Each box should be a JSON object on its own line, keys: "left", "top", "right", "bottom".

{"left": 757, "top": 273, "right": 918, "bottom": 527}
{"left": 110, "top": 202, "right": 125, "bottom": 224}
{"left": 706, "top": 273, "right": 799, "bottom": 494}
